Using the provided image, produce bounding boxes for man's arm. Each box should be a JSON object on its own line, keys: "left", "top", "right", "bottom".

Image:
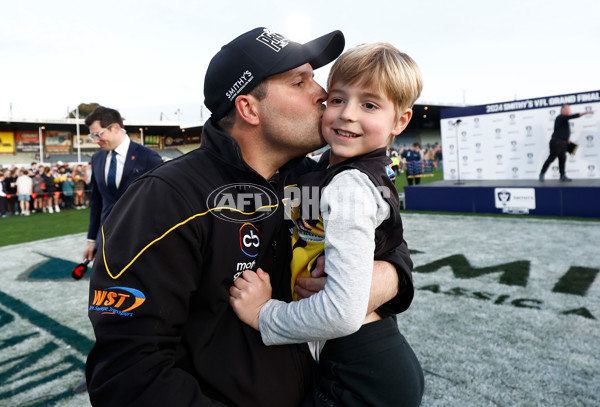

{"left": 295, "top": 256, "right": 400, "bottom": 314}
{"left": 85, "top": 159, "right": 102, "bottom": 260}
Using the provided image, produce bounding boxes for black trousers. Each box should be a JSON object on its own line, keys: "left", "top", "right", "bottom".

{"left": 302, "top": 317, "right": 424, "bottom": 407}
{"left": 540, "top": 138, "right": 568, "bottom": 176}
{"left": 406, "top": 175, "right": 421, "bottom": 185}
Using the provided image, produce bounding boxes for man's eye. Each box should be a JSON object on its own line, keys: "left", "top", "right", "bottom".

{"left": 364, "top": 102, "right": 377, "bottom": 110}
{"left": 329, "top": 98, "right": 343, "bottom": 104}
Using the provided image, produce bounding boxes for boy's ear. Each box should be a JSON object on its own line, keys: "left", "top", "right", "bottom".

{"left": 234, "top": 95, "right": 260, "bottom": 126}
{"left": 393, "top": 108, "right": 413, "bottom": 135}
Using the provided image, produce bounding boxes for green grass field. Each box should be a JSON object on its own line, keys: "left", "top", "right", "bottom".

{"left": 0, "top": 209, "right": 89, "bottom": 247}
{"left": 394, "top": 167, "right": 444, "bottom": 192}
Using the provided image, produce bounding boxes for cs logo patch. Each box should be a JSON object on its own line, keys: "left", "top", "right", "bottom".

{"left": 89, "top": 286, "right": 146, "bottom": 317}
{"left": 240, "top": 223, "right": 261, "bottom": 258}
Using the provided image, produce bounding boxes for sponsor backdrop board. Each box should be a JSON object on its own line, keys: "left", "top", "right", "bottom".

{"left": 441, "top": 90, "right": 600, "bottom": 181}
{"left": 16, "top": 131, "right": 41, "bottom": 153}
{"left": 45, "top": 131, "right": 72, "bottom": 152}
{"left": 0, "top": 131, "right": 15, "bottom": 153}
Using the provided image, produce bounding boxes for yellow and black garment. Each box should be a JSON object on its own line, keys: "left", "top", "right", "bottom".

{"left": 288, "top": 148, "right": 410, "bottom": 308}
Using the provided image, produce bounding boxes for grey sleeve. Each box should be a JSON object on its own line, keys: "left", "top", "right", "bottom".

{"left": 259, "top": 169, "right": 390, "bottom": 345}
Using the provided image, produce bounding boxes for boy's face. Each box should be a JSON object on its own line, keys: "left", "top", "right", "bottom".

{"left": 322, "top": 80, "right": 409, "bottom": 166}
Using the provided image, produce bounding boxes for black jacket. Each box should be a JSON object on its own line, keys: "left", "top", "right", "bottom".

{"left": 551, "top": 113, "right": 580, "bottom": 141}
{"left": 295, "top": 148, "right": 414, "bottom": 313}
{"left": 86, "top": 119, "right": 412, "bottom": 406}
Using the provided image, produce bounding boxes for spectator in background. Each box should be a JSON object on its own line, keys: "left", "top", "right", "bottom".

{"left": 0, "top": 171, "right": 8, "bottom": 217}
{"left": 390, "top": 149, "right": 401, "bottom": 176}
{"left": 16, "top": 168, "right": 33, "bottom": 216}
{"left": 62, "top": 174, "right": 75, "bottom": 210}
{"left": 84, "top": 162, "right": 92, "bottom": 207}
{"left": 402, "top": 142, "right": 423, "bottom": 185}
{"left": 32, "top": 168, "right": 45, "bottom": 213}
{"left": 73, "top": 164, "right": 86, "bottom": 183}
{"left": 424, "top": 146, "right": 435, "bottom": 164}
{"left": 5, "top": 168, "right": 18, "bottom": 215}
{"left": 42, "top": 167, "right": 58, "bottom": 213}
{"left": 435, "top": 146, "right": 443, "bottom": 170}
{"left": 74, "top": 174, "right": 86, "bottom": 209}
{"left": 54, "top": 165, "right": 69, "bottom": 208}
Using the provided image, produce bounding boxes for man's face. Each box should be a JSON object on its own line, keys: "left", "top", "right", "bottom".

{"left": 257, "top": 63, "right": 328, "bottom": 158}
{"left": 561, "top": 105, "right": 571, "bottom": 115}
{"left": 88, "top": 121, "right": 124, "bottom": 151}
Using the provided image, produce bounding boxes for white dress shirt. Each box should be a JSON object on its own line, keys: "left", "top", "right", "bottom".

{"left": 104, "top": 136, "right": 131, "bottom": 188}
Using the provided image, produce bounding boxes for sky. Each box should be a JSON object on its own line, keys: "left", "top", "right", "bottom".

{"left": 1, "top": 0, "right": 599, "bottom": 123}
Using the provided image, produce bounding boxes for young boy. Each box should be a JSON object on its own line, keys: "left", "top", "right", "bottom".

{"left": 230, "top": 43, "right": 424, "bottom": 406}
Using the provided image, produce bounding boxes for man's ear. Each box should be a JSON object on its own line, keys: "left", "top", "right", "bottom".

{"left": 393, "top": 108, "right": 413, "bottom": 135}
{"left": 235, "top": 95, "right": 260, "bottom": 126}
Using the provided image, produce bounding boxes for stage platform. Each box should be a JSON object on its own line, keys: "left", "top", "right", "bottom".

{"left": 404, "top": 179, "right": 600, "bottom": 218}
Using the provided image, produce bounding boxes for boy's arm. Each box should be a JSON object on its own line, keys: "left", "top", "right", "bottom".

{"left": 258, "top": 170, "right": 388, "bottom": 345}
{"left": 295, "top": 256, "right": 403, "bottom": 314}
{"left": 294, "top": 240, "right": 414, "bottom": 317}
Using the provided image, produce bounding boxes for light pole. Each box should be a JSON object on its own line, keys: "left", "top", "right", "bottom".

{"left": 38, "top": 126, "right": 45, "bottom": 165}
{"left": 76, "top": 107, "right": 81, "bottom": 164}
{"left": 452, "top": 119, "right": 463, "bottom": 185}
{"left": 139, "top": 128, "right": 144, "bottom": 145}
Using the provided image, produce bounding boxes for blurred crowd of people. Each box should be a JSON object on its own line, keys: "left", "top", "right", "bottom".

{"left": 386, "top": 142, "right": 443, "bottom": 180}
{"left": 0, "top": 161, "right": 92, "bottom": 217}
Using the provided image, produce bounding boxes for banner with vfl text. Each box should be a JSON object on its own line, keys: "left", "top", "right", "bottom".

{"left": 441, "top": 90, "right": 600, "bottom": 180}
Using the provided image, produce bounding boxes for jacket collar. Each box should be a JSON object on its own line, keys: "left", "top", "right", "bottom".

{"left": 201, "top": 118, "right": 305, "bottom": 182}
{"left": 314, "top": 147, "right": 390, "bottom": 171}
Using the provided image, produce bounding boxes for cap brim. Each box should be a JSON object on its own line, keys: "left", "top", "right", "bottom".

{"left": 271, "top": 30, "right": 345, "bottom": 77}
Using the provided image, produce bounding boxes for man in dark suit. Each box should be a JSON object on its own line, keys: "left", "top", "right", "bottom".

{"left": 83, "top": 106, "right": 163, "bottom": 261}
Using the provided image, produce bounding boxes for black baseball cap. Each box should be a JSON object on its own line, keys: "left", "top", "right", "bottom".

{"left": 204, "top": 27, "right": 345, "bottom": 120}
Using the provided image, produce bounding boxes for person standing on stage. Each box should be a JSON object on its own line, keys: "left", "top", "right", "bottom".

{"left": 539, "top": 104, "right": 594, "bottom": 182}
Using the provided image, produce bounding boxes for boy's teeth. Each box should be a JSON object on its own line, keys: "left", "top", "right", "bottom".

{"left": 337, "top": 130, "right": 358, "bottom": 137}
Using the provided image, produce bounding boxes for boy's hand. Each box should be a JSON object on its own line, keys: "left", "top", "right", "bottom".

{"left": 229, "top": 268, "right": 272, "bottom": 330}
{"left": 295, "top": 255, "right": 328, "bottom": 300}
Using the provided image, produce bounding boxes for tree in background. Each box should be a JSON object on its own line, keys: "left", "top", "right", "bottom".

{"left": 67, "top": 103, "right": 100, "bottom": 119}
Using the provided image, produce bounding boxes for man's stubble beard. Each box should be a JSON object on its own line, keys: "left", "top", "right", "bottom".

{"left": 263, "top": 109, "right": 326, "bottom": 160}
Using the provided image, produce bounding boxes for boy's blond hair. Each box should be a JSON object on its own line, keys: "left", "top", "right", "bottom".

{"left": 327, "top": 42, "right": 423, "bottom": 119}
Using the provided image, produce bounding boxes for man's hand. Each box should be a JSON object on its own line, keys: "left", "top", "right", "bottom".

{"left": 229, "top": 268, "right": 272, "bottom": 330}
{"left": 83, "top": 241, "right": 96, "bottom": 262}
{"left": 294, "top": 255, "right": 327, "bottom": 300}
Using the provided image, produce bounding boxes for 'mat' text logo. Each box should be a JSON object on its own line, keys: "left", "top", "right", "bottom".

{"left": 90, "top": 286, "right": 146, "bottom": 317}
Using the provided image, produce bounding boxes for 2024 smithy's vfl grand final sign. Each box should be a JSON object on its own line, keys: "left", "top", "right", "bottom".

{"left": 441, "top": 90, "right": 600, "bottom": 181}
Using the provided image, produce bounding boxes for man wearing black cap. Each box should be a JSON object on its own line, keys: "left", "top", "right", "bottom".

{"left": 86, "top": 27, "right": 413, "bottom": 407}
